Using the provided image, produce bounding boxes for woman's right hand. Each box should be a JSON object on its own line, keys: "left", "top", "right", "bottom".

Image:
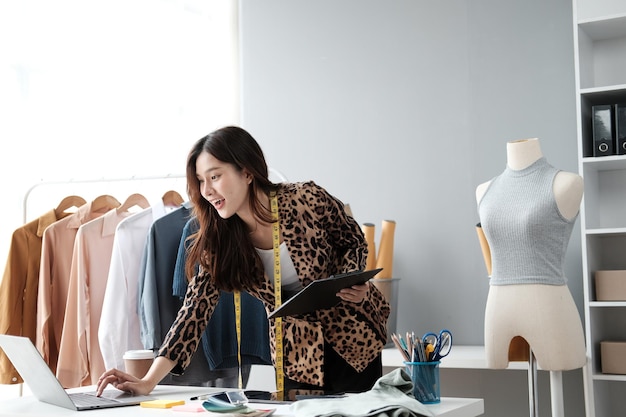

{"left": 96, "top": 354, "right": 174, "bottom": 397}
{"left": 96, "top": 368, "right": 154, "bottom": 397}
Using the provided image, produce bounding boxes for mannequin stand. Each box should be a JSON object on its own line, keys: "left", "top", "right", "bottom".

{"left": 528, "top": 348, "right": 538, "bottom": 417}
{"left": 550, "top": 370, "right": 564, "bottom": 417}
{"left": 527, "top": 347, "right": 565, "bottom": 417}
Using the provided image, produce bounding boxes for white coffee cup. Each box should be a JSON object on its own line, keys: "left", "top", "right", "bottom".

{"left": 123, "top": 349, "right": 154, "bottom": 379}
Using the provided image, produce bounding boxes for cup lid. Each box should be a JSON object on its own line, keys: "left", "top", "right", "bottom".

{"left": 123, "top": 349, "right": 155, "bottom": 360}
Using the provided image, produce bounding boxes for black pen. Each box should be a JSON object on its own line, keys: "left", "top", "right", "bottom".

{"left": 189, "top": 394, "right": 211, "bottom": 401}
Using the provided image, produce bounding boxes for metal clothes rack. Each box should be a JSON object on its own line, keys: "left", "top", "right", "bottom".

{"left": 22, "top": 173, "right": 187, "bottom": 223}
{"left": 22, "top": 168, "right": 287, "bottom": 222}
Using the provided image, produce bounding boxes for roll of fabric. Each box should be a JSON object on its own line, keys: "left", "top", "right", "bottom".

{"left": 475, "top": 223, "right": 492, "bottom": 276}
{"left": 375, "top": 220, "right": 396, "bottom": 279}
{"left": 362, "top": 223, "right": 377, "bottom": 271}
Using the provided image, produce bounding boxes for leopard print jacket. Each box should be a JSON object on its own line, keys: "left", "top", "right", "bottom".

{"left": 157, "top": 181, "right": 390, "bottom": 387}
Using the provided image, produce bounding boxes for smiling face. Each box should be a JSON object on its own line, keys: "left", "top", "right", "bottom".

{"left": 196, "top": 150, "right": 253, "bottom": 221}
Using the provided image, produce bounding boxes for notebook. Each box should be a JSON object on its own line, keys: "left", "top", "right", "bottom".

{"left": 0, "top": 334, "right": 154, "bottom": 410}
{"left": 268, "top": 268, "right": 383, "bottom": 319}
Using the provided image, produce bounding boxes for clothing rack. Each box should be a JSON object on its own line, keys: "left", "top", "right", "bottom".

{"left": 10, "top": 174, "right": 186, "bottom": 398}
{"left": 22, "top": 174, "right": 188, "bottom": 223}
{"left": 22, "top": 168, "right": 287, "bottom": 222}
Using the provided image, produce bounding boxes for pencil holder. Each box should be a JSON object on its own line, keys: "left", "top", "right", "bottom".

{"left": 404, "top": 361, "right": 441, "bottom": 404}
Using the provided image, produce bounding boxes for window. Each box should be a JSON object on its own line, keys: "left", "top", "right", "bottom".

{"left": 0, "top": 0, "right": 238, "bottom": 268}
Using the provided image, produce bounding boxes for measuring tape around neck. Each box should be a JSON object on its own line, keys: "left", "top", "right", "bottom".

{"left": 234, "top": 290, "right": 242, "bottom": 389}
{"left": 270, "top": 191, "right": 284, "bottom": 399}
{"left": 234, "top": 191, "right": 283, "bottom": 397}
{"left": 233, "top": 291, "right": 243, "bottom": 389}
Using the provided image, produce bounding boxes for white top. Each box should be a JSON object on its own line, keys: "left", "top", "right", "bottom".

{"left": 255, "top": 242, "right": 302, "bottom": 296}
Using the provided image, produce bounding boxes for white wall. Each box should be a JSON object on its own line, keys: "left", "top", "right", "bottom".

{"left": 239, "top": 0, "right": 584, "bottom": 416}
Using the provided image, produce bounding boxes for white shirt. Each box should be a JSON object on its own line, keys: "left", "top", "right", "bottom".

{"left": 99, "top": 201, "right": 169, "bottom": 371}
{"left": 256, "top": 242, "right": 302, "bottom": 297}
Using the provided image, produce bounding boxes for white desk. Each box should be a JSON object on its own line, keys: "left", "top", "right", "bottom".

{"left": 0, "top": 385, "right": 484, "bottom": 417}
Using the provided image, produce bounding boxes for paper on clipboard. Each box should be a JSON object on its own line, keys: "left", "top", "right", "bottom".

{"left": 267, "top": 268, "right": 383, "bottom": 319}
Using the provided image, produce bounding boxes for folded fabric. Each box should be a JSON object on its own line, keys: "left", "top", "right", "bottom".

{"left": 290, "top": 368, "right": 434, "bottom": 417}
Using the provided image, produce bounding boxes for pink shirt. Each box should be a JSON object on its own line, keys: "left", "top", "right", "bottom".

{"left": 36, "top": 203, "right": 103, "bottom": 375}
{"left": 56, "top": 208, "right": 132, "bottom": 388}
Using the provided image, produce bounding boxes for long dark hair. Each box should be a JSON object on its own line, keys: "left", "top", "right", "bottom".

{"left": 185, "top": 126, "right": 279, "bottom": 291}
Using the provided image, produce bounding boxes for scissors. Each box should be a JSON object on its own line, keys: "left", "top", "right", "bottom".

{"left": 422, "top": 329, "right": 453, "bottom": 361}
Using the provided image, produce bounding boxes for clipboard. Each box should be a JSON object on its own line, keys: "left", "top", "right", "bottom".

{"left": 267, "top": 268, "right": 383, "bottom": 319}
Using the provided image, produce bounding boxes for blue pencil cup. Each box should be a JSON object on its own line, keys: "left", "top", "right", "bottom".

{"left": 404, "top": 361, "right": 441, "bottom": 404}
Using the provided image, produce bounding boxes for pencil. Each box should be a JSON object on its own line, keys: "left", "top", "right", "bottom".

{"left": 391, "top": 333, "right": 410, "bottom": 361}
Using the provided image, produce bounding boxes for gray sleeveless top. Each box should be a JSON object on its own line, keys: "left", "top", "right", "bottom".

{"left": 478, "top": 157, "right": 576, "bottom": 286}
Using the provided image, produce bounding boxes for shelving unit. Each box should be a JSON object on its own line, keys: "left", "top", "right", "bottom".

{"left": 573, "top": 1, "right": 626, "bottom": 416}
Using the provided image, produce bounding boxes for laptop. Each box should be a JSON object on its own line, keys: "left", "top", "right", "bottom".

{"left": 268, "top": 268, "right": 383, "bottom": 319}
{"left": 0, "top": 334, "right": 154, "bottom": 410}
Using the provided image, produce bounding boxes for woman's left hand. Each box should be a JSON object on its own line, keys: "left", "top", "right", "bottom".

{"left": 337, "top": 283, "right": 368, "bottom": 304}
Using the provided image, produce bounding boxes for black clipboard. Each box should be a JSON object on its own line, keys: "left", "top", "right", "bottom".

{"left": 267, "top": 268, "right": 383, "bottom": 319}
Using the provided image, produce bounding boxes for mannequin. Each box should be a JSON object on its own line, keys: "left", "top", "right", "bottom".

{"left": 476, "top": 138, "right": 586, "bottom": 371}
{"left": 477, "top": 138, "right": 587, "bottom": 417}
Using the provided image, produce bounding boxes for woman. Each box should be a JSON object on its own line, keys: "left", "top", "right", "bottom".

{"left": 96, "top": 126, "right": 389, "bottom": 397}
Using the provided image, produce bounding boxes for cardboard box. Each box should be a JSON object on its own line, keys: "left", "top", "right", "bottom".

{"left": 601, "top": 341, "right": 626, "bottom": 374}
{"left": 594, "top": 270, "right": 626, "bottom": 301}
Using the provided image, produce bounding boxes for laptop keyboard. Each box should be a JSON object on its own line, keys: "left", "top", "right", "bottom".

{"left": 70, "top": 392, "right": 120, "bottom": 407}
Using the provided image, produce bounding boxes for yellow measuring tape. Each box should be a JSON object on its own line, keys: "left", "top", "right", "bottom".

{"left": 234, "top": 290, "right": 242, "bottom": 389}
{"left": 270, "top": 191, "right": 285, "bottom": 399}
{"left": 234, "top": 191, "right": 283, "bottom": 397}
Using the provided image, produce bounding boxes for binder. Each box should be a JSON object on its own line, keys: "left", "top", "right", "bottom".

{"left": 616, "top": 103, "right": 626, "bottom": 155}
{"left": 267, "top": 268, "right": 383, "bottom": 319}
{"left": 592, "top": 104, "right": 615, "bottom": 156}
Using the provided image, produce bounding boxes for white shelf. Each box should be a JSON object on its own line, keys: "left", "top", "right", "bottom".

{"left": 591, "top": 373, "right": 626, "bottom": 382}
{"left": 580, "top": 84, "right": 626, "bottom": 96}
{"left": 582, "top": 154, "right": 626, "bottom": 171}
{"left": 576, "top": 14, "right": 626, "bottom": 90}
{"left": 585, "top": 227, "right": 626, "bottom": 236}
{"left": 575, "top": 3, "right": 626, "bottom": 416}
{"left": 589, "top": 301, "right": 626, "bottom": 308}
{"left": 382, "top": 346, "right": 532, "bottom": 371}
{"left": 579, "top": 14, "right": 626, "bottom": 41}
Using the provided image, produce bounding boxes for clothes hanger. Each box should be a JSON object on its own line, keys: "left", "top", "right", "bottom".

{"left": 162, "top": 190, "right": 184, "bottom": 208}
{"left": 116, "top": 193, "right": 150, "bottom": 213}
{"left": 54, "top": 195, "right": 87, "bottom": 217}
{"left": 90, "top": 194, "right": 121, "bottom": 214}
